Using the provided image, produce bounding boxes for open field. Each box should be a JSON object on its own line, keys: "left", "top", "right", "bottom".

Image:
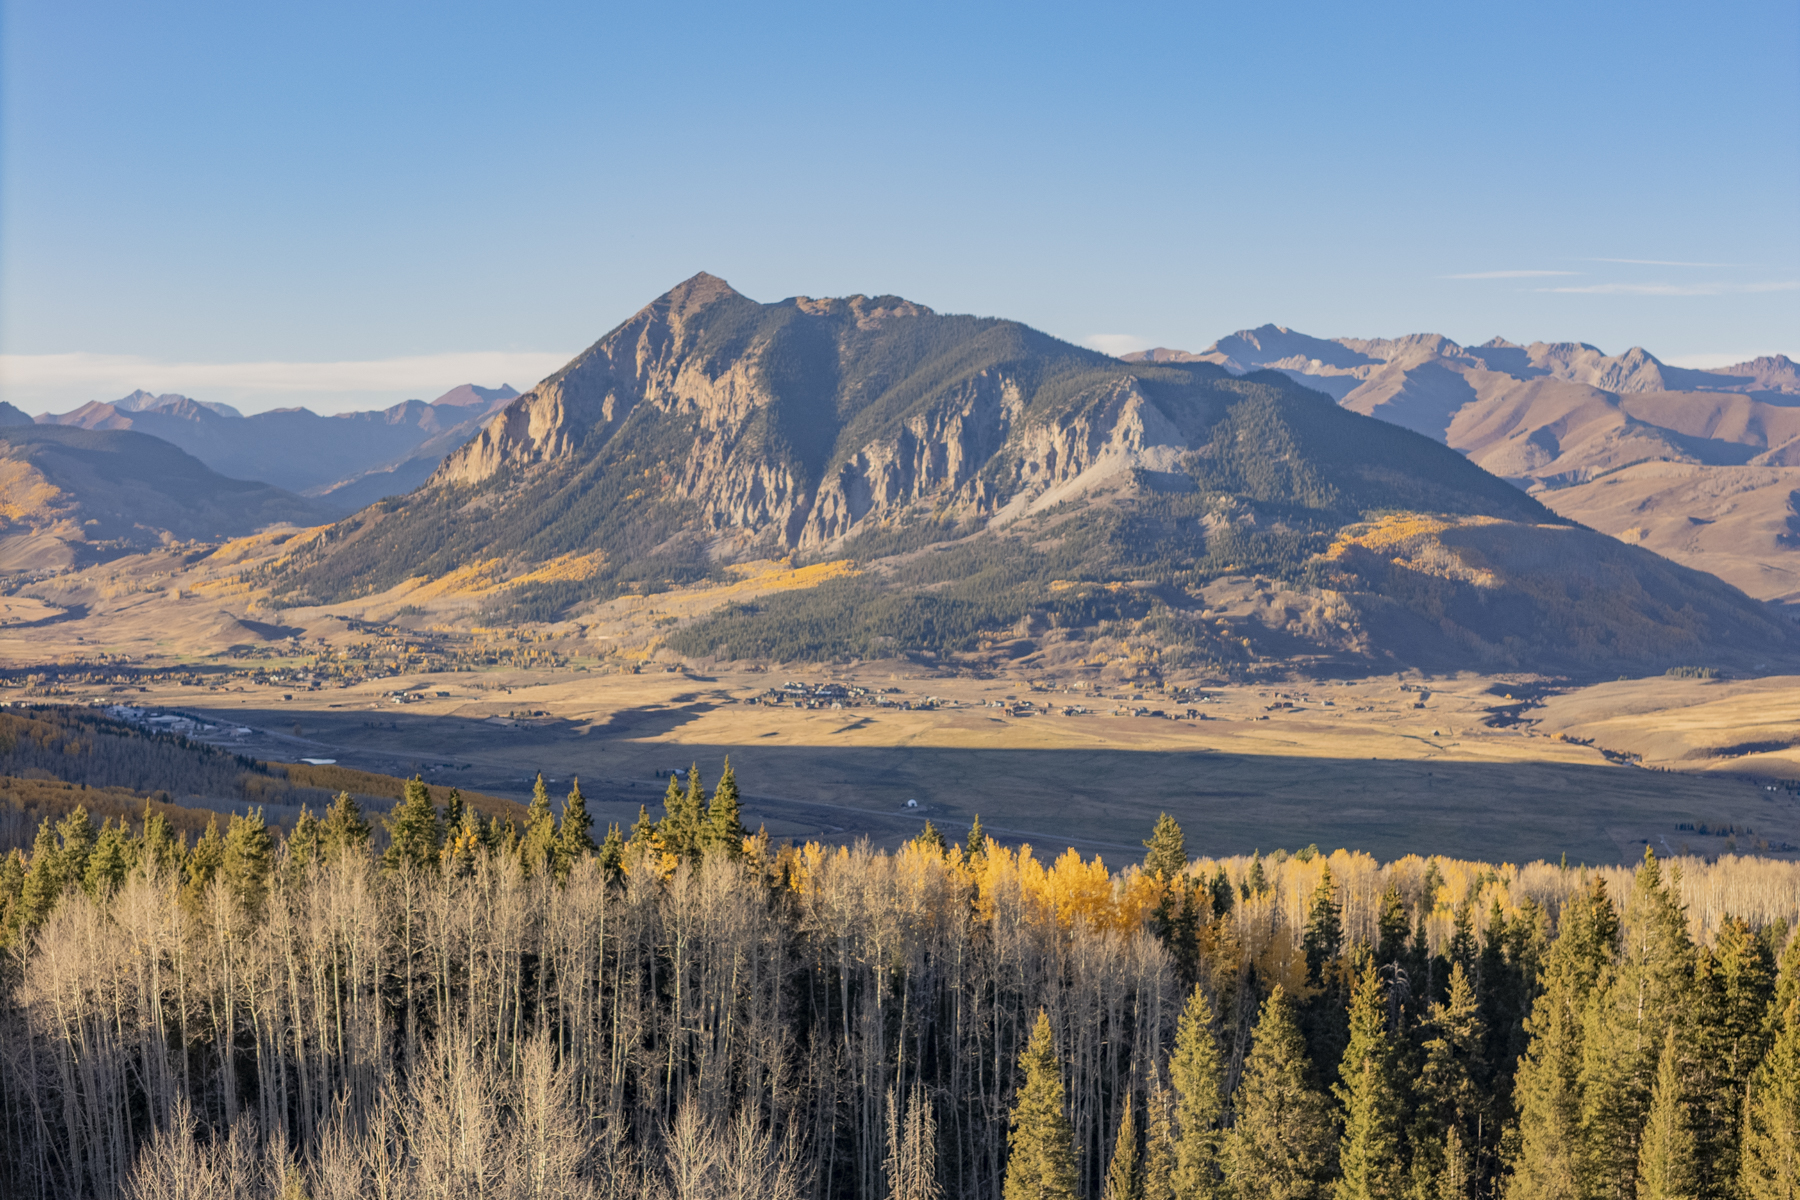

{"left": 30, "top": 662, "right": 1795, "bottom": 867}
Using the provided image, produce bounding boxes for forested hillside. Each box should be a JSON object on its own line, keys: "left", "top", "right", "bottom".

{"left": 1, "top": 765, "right": 1796, "bottom": 1199}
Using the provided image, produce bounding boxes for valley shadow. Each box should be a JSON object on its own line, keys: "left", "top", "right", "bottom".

{"left": 183, "top": 705, "right": 1800, "bottom": 868}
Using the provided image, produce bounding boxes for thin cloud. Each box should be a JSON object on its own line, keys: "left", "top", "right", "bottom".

{"left": 1444, "top": 270, "right": 1580, "bottom": 279}
{"left": 1586, "top": 257, "right": 1736, "bottom": 267}
{"left": 1084, "top": 334, "right": 1151, "bottom": 356}
{"left": 0, "top": 350, "right": 572, "bottom": 415}
{"left": 1536, "top": 281, "right": 1799, "bottom": 296}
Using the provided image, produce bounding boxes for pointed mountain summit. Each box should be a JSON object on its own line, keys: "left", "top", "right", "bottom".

{"left": 265, "top": 276, "right": 1792, "bottom": 676}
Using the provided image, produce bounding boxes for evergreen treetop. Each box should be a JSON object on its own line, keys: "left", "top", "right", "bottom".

{"left": 1003, "top": 1010, "right": 1079, "bottom": 1200}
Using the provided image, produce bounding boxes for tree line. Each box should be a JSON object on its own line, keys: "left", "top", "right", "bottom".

{"left": 0, "top": 764, "right": 1796, "bottom": 1199}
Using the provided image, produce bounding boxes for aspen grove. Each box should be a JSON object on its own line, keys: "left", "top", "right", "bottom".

{"left": 1, "top": 766, "right": 1798, "bottom": 1199}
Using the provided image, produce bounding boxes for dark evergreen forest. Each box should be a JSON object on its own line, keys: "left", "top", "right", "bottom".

{"left": 0, "top": 765, "right": 1796, "bottom": 1199}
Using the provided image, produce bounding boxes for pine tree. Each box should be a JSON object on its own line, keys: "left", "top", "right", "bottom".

{"left": 1416, "top": 963, "right": 1487, "bottom": 1157}
{"left": 182, "top": 815, "right": 226, "bottom": 914}
{"left": 913, "top": 821, "right": 947, "bottom": 856}
{"left": 1104, "top": 1095, "right": 1140, "bottom": 1200}
{"left": 1447, "top": 901, "right": 1477, "bottom": 986}
{"left": 84, "top": 818, "right": 130, "bottom": 899}
{"left": 1245, "top": 853, "right": 1268, "bottom": 899}
{"left": 442, "top": 804, "right": 482, "bottom": 878}
{"left": 597, "top": 823, "right": 625, "bottom": 881}
{"left": 1003, "top": 1010, "right": 1079, "bottom": 1200}
{"left": 557, "top": 777, "right": 597, "bottom": 877}
{"left": 1222, "top": 986, "right": 1337, "bottom": 1200}
{"left": 1142, "top": 1071, "right": 1176, "bottom": 1200}
{"left": 1739, "top": 996, "right": 1800, "bottom": 1200}
{"left": 442, "top": 787, "right": 465, "bottom": 838}
{"left": 1635, "top": 1027, "right": 1698, "bottom": 1200}
{"left": 1144, "top": 813, "right": 1186, "bottom": 880}
{"left": 1375, "top": 883, "right": 1410, "bottom": 968}
{"left": 18, "top": 819, "right": 65, "bottom": 930}
{"left": 967, "top": 814, "right": 988, "bottom": 864}
{"left": 1170, "top": 984, "right": 1224, "bottom": 1200}
{"left": 55, "top": 805, "right": 96, "bottom": 886}
{"left": 1436, "top": 1128, "right": 1472, "bottom": 1200}
{"left": 1691, "top": 915, "right": 1775, "bottom": 1193}
{"left": 221, "top": 808, "right": 274, "bottom": 921}
{"left": 1304, "top": 865, "right": 1343, "bottom": 986}
{"left": 384, "top": 777, "right": 444, "bottom": 875}
{"left": 138, "top": 800, "right": 184, "bottom": 879}
{"left": 1335, "top": 959, "right": 1406, "bottom": 1200}
{"left": 288, "top": 805, "right": 323, "bottom": 882}
{"left": 321, "top": 790, "right": 371, "bottom": 863}
{"left": 518, "top": 772, "right": 558, "bottom": 877}
{"left": 626, "top": 804, "right": 658, "bottom": 866}
{"left": 1506, "top": 874, "right": 1618, "bottom": 1200}
{"left": 707, "top": 758, "right": 747, "bottom": 859}
{"left": 1208, "top": 866, "right": 1234, "bottom": 918}
{"left": 1578, "top": 850, "right": 1693, "bottom": 1198}
{"left": 0, "top": 848, "right": 25, "bottom": 948}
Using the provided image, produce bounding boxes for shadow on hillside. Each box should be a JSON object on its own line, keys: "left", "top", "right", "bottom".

{"left": 171, "top": 706, "right": 1800, "bottom": 868}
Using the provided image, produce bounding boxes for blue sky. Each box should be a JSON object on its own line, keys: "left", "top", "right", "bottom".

{"left": 2, "top": 0, "right": 1796, "bottom": 413}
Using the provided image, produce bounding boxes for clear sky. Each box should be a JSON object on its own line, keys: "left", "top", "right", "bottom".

{"left": 3, "top": 0, "right": 1796, "bottom": 414}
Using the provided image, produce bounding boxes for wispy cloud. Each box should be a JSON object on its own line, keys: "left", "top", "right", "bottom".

{"left": 1536, "top": 281, "right": 1799, "bottom": 296}
{"left": 0, "top": 350, "right": 572, "bottom": 415}
{"left": 1084, "top": 334, "right": 1151, "bottom": 356}
{"left": 1444, "top": 270, "right": 1579, "bottom": 279}
{"left": 1586, "top": 257, "right": 1736, "bottom": 267}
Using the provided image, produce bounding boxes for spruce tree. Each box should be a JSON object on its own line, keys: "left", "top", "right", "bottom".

{"left": 1144, "top": 813, "right": 1186, "bottom": 879}
{"left": 1222, "top": 986, "right": 1337, "bottom": 1200}
{"left": 55, "top": 805, "right": 96, "bottom": 886}
{"left": 84, "top": 818, "right": 130, "bottom": 899}
{"left": 1375, "top": 883, "right": 1410, "bottom": 968}
{"left": 288, "top": 805, "right": 323, "bottom": 882}
{"left": 1104, "top": 1095, "right": 1140, "bottom": 1200}
{"left": 1739, "top": 996, "right": 1800, "bottom": 1200}
{"left": 1003, "top": 1010, "right": 1079, "bottom": 1200}
{"left": 1416, "top": 963, "right": 1486, "bottom": 1157}
{"left": 967, "top": 814, "right": 988, "bottom": 864}
{"left": 1207, "top": 866, "right": 1234, "bottom": 918}
{"left": 1577, "top": 850, "right": 1693, "bottom": 1196}
{"left": 914, "top": 821, "right": 947, "bottom": 856}
{"left": 1692, "top": 915, "right": 1775, "bottom": 1193}
{"left": 626, "top": 804, "right": 659, "bottom": 865}
{"left": 16, "top": 821, "right": 61, "bottom": 931}
{"left": 442, "top": 787, "right": 465, "bottom": 838}
{"left": 1170, "top": 984, "right": 1224, "bottom": 1200}
{"left": 1447, "top": 901, "right": 1478, "bottom": 986}
{"left": 597, "top": 823, "right": 625, "bottom": 881}
{"left": 1142, "top": 1070, "right": 1177, "bottom": 1200}
{"left": 1303, "top": 864, "right": 1343, "bottom": 986}
{"left": 182, "top": 815, "right": 226, "bottom": 914}
{"left": 1635, "top": 1027, "right": 1698, "bottom": 1200}
{"left": 1506, "top": 874, "right": 1618, "bottom": 1200}
{"left": 707, "top": 758, "right": 747, "bottom": 858}
{"left": 138, "top": 800, "right": 184, "bottom": 879}
{"left": 384, "top": 777, "right": 444, "bottom": 875}
{"left": 222, "top": 808, "right": 274, "bottom": 921}
{"left": 558, "top": 777, "right": 597, "bottom": 876}
{"left": 1335, "top": 959, "right": 1406, "bottom": 1200}
{"left": 321, "top": 790, "right": 371, "bottom": 862}
{"left": 0, "top": 848, "right": 25, "bottom": 948}
{"left": 519, "top": 772, "right": 557, "bottom": 878}
{"left": 1436, "top": 1128, "right": 1472, "bottom": 1200}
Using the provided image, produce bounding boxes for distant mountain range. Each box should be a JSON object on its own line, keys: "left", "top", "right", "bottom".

{"left": 255, "top": 274, "right": 1790, "bottom": 677}
{"left": 37, "top": 383, "right": 517, "bottom": 507}
{"left": 1127, "top": 330, "right": 1800, "bottom": 602}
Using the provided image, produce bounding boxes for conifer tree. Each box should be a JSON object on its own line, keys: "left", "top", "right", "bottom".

{"left": 1144, "top": 814, "right": 1186, "bottom": 880}
{"left": 1375, "top": 883, "right": 1410, "bottom": 968}
{"left": 384, "top": 777, "right": 444, "bottom": 875}
{"left": 707, "top": 757, "right": 747, "bottom": 858}
{"left": 1245, "top": 853, "right": 1268, "bottom": 899}
{"left": 182, "top": 815, "right": 226, "bottom": 914}
{"left": 1003, "top": 1010, "right": 1079, "bottom": 1200}
{"left": 1691, "top": 915, "right": 1775, "bottom": 1192}
{"left": 1104, "top": 1095, "right": 1139, "bottom": 1200}
{"left": 288, "top": 805, "right": 323, "bottom": 882}
{"left": 1635, "top": 1027, "right": 1698, "bottom": 1200}
{"left": 321, "top": 790, "right": 371, "bottom": 863}
{"left": 1207, "top": 866, "right": 1234, "bottom": 918}
{"left": 222, "top": 808, "right": 274, "bottom": 920}
{"left": 558, "top": 777, "right": 597, "bottom": 876}
{"left": 1447, "top": 901, "right": 1477, "bottom": 985}
{"left": 1304, "top": 865, "right": 1343, "bottom": 986}
{"left": 0, "top": 847, "right": 24, "bottom": 947}
{"left": 442, "top": 787, "right": 465, "bottom": 838}
{"left": 1416, "top": 963, "right": 1486, "bottom": 1156}
{"left": 626, "top": 804, "right": 658, "bottom": 865}
{"left": 1578, "top": 850, "right": 1693, "bottom": 1196}
{"left": 1739, "top": 996, "right": 1800, "bottom": 1200}
{"left": 597, "top": 823, "right": 625, "bottom": 881}
{"left": 1170, "top": 984, "right": 1224, "bottom": 1200}
{"left": 1436, "top": 1128, "right": 1472, "bottom": 1200}
{"left": 1335, "top": 959, "right": 1406, "bottom": 1200}
{"left": 967, "top": 814, "right": 988, "bottom": 864}
{"left": 1222, "top": 986, "right": 1337, "bottom": 1200}
{"left": 55, "top": 805, "right": 96, "bottom": 886}
{"left": 84, "top": 818, "right": 130, "bottom": 899}
{"left": 518, "top": 772, "right": 558, "bottom": 877}
{"left": 138, "top": 800, "right": 184, "bottom": 879}
{"left": 1506, "top": 875, "right": 1618, "bottom": 1200}
{"left": 1143, "top": 1071, "right": 1176, "bottom": 1200}
{"left": 913, "top": 821, "right": 947, "bottom": 856}
{"left": 442, "top": 805, "right": 482, "bottom": 878}
{"left": 18, "top": 819, "right": 64, "bottom": 930}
